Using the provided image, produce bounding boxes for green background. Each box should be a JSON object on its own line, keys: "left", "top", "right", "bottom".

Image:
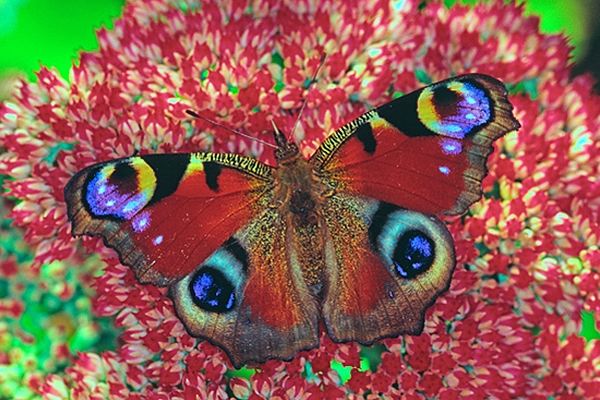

{"left": 0, "top": 0, "right": 596, "bottom": 83}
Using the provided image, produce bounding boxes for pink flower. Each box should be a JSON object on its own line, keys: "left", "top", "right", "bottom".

{"left": 1, "top": 0, "right": 599, "bottom": 398}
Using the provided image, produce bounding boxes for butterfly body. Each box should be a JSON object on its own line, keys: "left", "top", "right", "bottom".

{"left": 65, "top": 74, "right": 520, "bottom": 368}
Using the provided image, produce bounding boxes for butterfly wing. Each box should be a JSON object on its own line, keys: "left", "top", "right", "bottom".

{"left": 65, "top": 152, "right": 320, "bottom": 367}
{"left": 321, "top": 195, "right": 454, "bottom": 342}
{"left": 311, "top": 74, "right": 521, "bottom": 215}
{"left": 65, "top": 153, "right": 271, "bottom": 285}
{"left": 169, "top": 207, "right": 320, "bottom": 368}
{"left": 311, "top": 74, "right": 520, "bottom": 342}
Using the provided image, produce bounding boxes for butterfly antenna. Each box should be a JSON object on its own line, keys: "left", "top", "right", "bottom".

{"left": 270, "top": 119, "right": 289, "bottom": 149}
{"left": 288, "top": 53, "right": 327, "bottom": 142}
{"left": 186, "top": 110, "right": 278, "bottom": 149}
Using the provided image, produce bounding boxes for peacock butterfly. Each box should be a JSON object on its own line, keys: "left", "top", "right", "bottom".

{"left": 64, "top": 74, "right": 520, "bottom": 368}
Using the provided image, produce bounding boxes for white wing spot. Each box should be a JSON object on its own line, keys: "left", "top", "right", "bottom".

{"left": 439, "top": 165, "right": 451, "bottom": 175}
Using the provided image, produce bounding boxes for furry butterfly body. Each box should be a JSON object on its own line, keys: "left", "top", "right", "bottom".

{"left": 65, "top": 74, "right": 520, "bottom": 368}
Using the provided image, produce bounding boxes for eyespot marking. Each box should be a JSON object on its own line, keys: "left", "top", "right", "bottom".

{"left": 418, "top": 81, "right": 492, "bottom": 138}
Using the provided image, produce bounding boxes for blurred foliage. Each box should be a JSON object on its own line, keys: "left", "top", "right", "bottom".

{"left": 0, "top": 0, "right": 124, "bottom": 88}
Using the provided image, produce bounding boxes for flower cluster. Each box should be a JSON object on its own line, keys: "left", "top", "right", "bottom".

{"left": 1, "top": 0, "right": 599, "bottom": 398}
{"left": 0, "top": 193, "right": 115, "bottom": 399}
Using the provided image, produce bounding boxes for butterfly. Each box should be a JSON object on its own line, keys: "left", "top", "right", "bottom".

{"left": 64, "top": 74, "right": 520, "bottom": 368}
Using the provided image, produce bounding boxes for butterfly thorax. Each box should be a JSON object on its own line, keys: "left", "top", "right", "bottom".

{"left": 273, "top": 140, "right": 329, "bottom": 290}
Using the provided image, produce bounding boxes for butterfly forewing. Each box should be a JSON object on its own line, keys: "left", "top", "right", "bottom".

{"left": 311, "top": 74, "right": 521, "bottom": 215}
{"left": 65, "top": 152, "right": 273, "bottom": 285}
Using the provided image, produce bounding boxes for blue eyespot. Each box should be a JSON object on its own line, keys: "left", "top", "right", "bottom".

{"left": 418, "top": 81, "right": 491, "bottom": 139}
{"left": 189, "top": 267, "right": 235, "bottom": 313}
{"left": 84, "top": 159, "right": 156, "bottom": 220}
{"left": 393, "top": 230, "right": 435, "bottom": 278}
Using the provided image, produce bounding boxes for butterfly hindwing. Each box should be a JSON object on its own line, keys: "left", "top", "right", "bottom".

{"left": 170, "top": 208, "right": 320, "bottom": 368}
{"left": 321, "top": 195, "right": 454, "bottom": 342}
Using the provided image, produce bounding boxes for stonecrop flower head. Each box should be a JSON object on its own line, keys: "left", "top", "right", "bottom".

{"left": 1, "top": 0, "right": 599, "bottom": 398}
